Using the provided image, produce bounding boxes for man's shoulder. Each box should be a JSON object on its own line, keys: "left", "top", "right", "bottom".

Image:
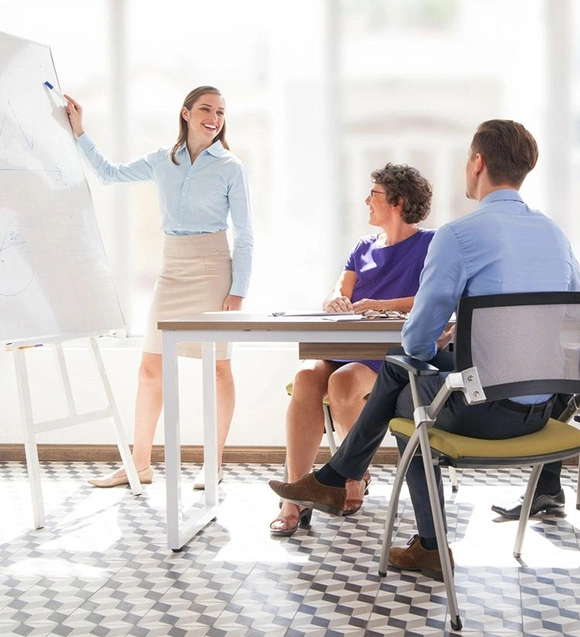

{"left": 442, "top": 199, "right": 549, "bottom": 231}
{"left": 430, "top": 207, "right": 504, "bottom": 251}
{"left": 444, "top": 206, "right": 491, "bottom": 229}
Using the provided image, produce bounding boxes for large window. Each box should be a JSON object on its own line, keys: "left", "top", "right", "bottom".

{"left": 3, "top": 0, "right": 578, "bottom": 334}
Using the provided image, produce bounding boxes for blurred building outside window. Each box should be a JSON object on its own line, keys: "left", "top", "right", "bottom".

{"left": 2, "top": 0, "right": 579, "bottom": 336}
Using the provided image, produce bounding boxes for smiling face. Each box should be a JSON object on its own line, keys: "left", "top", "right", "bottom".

{"left": 365, "top": 184, "right": 396, "bottom": 227}
{"left": 181, "top": 92, "right": 225, "bottom": 144}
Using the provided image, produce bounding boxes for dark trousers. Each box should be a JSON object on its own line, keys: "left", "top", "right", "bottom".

{"left": 328, "top": 349, "right": 562, "bottom": 539}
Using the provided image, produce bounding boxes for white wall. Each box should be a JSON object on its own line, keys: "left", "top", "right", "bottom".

{"left": 0, "top": 338, "right": 396, "bottom": 449}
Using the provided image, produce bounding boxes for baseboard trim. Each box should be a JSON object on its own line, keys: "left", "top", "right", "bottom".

{"left": 1, "top": 444, "right": 577, "bottom": 467}
{"left": 0, "top": 444, "right": 401, "bottom": 465}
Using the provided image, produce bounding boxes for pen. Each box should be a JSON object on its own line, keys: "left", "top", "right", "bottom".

{"left": 44, "top": 81, "right": 66, "bottom": 102}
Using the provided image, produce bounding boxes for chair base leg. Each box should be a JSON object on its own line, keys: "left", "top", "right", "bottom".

{"left": 451, "top": 616, "right": 462, "bottom": 631}
{"left": 449, "top": 466, "right": 459, "bottom": 493}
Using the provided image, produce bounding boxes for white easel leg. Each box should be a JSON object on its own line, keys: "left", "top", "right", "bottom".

{"left": 89, "top": 337, "right": 142, "bottom": 495}
{"left": 13, "top": 348, "right": 45, "bottom": 529}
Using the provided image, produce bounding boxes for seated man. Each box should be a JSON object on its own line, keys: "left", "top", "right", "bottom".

{"left": 270, "top": 119, "right": 580, "bottom": 577}
{"left": 270, "top": 163, "right": 434, "bottom": 536}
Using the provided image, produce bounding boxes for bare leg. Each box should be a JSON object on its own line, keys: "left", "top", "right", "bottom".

{"left": 131, "top": 352, "right": 164, "bottom": 470}
{"left": 192, "top": 358, "right": 236, "bottom": 488}
{"left": 327, "top": 362, "right": 378, "bottom": 440}
{"left": 286, "top": 360, "right": 339, "bottom": 481}
{"left": 273, "top": 360, "right": 338, "bottom": 529}
{"left": 327, "top": 362, "right": 378, "bottom": 512}
{"left": 215, "top": 359, "right": 235, "bottom": 467}
{"left": 111, "top": 355, "right": 234, "bottom": 482}
{"left": 95, "top": 352, "right": 162, "bottom": 482}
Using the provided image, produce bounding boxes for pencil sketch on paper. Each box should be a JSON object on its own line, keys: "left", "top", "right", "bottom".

{"left": 0, "top": 213, "right": 33, "bottom": 297}
{"left": 0, "top": 30, "right": 124, "bottom": 343}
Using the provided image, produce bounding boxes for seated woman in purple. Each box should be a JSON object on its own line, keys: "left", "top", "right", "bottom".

{"left": 270, "top": 163, "right": 434, "bottom": 536}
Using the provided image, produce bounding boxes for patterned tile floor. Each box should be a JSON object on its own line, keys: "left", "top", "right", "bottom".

{"left": 1, "top": 461, "right": 580, "bottom": 636}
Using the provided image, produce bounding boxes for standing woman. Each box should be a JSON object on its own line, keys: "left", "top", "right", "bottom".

{"left": 65, "top": 86, "right": 253, "bottom": 488}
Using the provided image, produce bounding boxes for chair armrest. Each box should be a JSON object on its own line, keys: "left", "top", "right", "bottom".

{"left": 385, "top": 354, "right": 440, "bottom": 376}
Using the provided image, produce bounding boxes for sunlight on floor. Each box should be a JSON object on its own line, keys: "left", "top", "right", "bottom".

{"left": 451, "top": 485, "right": 580, "bottom": 569}
{"left": 3, "top": 462, "right": 580, "bottom": 636}
{"left": 5, "top": 556, "right": 108, "bottom": 579}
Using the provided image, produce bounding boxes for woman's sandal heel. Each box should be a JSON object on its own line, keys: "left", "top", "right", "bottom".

{"left": 299, "top": 508, "right": 313, "bottom": 527}
{"left": 270, "top": 505, "right": 313, "bottom": 537}
{"left": 343, "top": 472, "right": 371, "bottom": 517}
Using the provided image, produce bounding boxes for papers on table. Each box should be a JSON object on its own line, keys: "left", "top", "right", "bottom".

{"left": 270, "top": 310, "right": 409, "bottom": 321}
{"left": 321, "top": 314, "right": 364, "bottom": 321}
{"left": 270, "top": 310, "right": 355, "bottom": 317}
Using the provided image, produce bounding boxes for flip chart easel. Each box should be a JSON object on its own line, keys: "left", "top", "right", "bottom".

{"left": 0, "top": 31, "right": 141, "bottom": 527}
{"left": 10, "top": 338, "right": 142, "bottom": 528}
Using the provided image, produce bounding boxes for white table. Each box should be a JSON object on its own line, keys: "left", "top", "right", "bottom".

{"left": 159, "top": 313, "right": 405, "bottom": 550}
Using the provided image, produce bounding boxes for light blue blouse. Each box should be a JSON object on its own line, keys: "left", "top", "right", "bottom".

{"left": 76, "top": 134, "right": 253, "bottom": 297}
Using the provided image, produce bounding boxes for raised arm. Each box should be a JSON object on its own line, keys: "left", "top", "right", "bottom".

{"left": 64, "top": 94, "right": 85, "bottom": 137}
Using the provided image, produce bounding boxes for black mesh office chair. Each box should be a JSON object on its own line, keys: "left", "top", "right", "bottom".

{"left": 378, "top": 292, "right": 580, "bottom": 631}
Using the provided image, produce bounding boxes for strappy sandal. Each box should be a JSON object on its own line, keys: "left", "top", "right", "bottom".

{"left": 270, "top": 503, "right": 313, "bottom": 537}
{"left": 343, "top": 471, "right": 371, "bottom": 516}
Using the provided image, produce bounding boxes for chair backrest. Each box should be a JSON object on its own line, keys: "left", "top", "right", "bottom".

{"left": 454, "top": 292, "right": 580, "bottom": 401}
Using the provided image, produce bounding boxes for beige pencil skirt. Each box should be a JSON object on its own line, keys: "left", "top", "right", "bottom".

{"left": 142, "top": 231, "right": 233, "bottom": 359}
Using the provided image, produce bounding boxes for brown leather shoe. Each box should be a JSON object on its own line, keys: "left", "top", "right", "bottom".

{"left": 268, "top": 472, "right": 346, "bottom": 516}
{"left": 388, "top": 535, "right": 454, "bottom": 581}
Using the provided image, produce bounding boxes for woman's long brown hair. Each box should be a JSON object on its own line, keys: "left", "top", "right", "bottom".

{"left": 170, "top": 86, "right": 229, "bottom": 164}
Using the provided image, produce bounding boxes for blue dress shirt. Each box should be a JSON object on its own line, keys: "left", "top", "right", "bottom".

{"left": 402, "top": 189, "right": 580, "bottom": 402}
{"left": 76, "top": 134, "right": 253, "bottom": 297}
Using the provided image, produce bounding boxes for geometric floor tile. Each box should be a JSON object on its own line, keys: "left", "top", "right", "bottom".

{"left": 1, "top": 460, "right": 580, "bottom": 636}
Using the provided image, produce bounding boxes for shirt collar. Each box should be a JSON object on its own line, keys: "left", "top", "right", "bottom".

{"left": 176, "top": 139, "right": 227, "bottom": 160}
{"left": 479, "top": 188, "right": 523, "bottom": 206}
{"left": 206, "top": 140, "right": 228, "bottom": 157}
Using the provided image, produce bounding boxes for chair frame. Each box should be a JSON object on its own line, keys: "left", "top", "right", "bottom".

{"left": 323, "top": 403, "right": 338, "bottom": 455}
{"left": 377, "top": 291, "right": 580, "bottom": 631}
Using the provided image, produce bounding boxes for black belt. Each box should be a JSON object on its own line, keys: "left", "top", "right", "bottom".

{"left": 498, "top": 398, "right": 553, "bottom": 415}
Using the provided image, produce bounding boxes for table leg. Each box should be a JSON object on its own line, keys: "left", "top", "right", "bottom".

{"left": 163, "top": 332, "right": 182, "bottom": 550}
{"left": 163, "top": 334, "right": 220, "bottom": 550}
{"left": 202, "top": 341, "right": 218, "bottom": 506}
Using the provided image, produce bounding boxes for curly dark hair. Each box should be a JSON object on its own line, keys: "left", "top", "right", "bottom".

{"left": 371, "top": 163, "right": 432, "bottom": 224}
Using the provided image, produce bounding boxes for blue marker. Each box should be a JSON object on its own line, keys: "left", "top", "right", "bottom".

{"left": 44, "top": 81, "right": 66, "bottom": 102}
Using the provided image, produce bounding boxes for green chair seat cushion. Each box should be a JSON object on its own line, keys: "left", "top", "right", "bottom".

{"left": 389, "top": 417, "right": 580, "bottom": 461}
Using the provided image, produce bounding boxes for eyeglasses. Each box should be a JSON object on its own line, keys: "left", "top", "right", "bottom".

{"left": 362, "top": 310, "right": 409, "bottom": 320}
{"left": 369, "top": 189, "right": 386, "bottom": 198}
